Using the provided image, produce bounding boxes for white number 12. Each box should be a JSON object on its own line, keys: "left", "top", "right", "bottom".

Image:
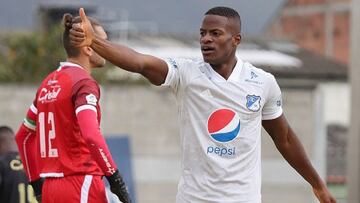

{"left": 38, "top": 112, "right": 58, "bottom": 158}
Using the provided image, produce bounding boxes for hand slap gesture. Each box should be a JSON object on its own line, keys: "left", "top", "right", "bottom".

{"left": 69, "top": 8, "right": 94, "bottom": 47}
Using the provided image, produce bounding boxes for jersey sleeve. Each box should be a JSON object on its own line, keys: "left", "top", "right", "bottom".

{"left": 15, "top": 101, "right": 40, "bottom": 181}
{"left": 76, "top": 110, "right": 118, "bottom": 176}
{"left": 162, "top": 57, "right": 192, "bottom": 95}
{"left": 73, "top": 79, "right": 118, "bottom": 177}
{"left": 23, "top": 103, "right": 37, "bottom": 131}
{"left": 73, "top": 79, "right": 100, "bottom": 114}
{"left": 262, "top": 75, "right": 283, "bottom": 120}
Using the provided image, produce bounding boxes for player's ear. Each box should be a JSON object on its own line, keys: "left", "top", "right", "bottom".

{"left": 81, "top": 46, "right": 92, "bottom": 56}
{"left": 233, "top": 33, "right": 241, "bottom": 46}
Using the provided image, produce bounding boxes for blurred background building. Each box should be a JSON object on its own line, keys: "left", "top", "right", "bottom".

{"left": 0, "top": 0, "right": 351, "bottom": 203}
{"left": 268, "top": 0, "right": 350, "bottom": 64}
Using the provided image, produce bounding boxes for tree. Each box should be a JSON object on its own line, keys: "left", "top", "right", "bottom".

{"left": 0, "top": 25, "right": 65, "bottom": 83}
{"left": 0, "top": 24, "right": 109, "bottom": 83}
{"left": 0, "top": 24, "right": 149, "bottom": 84}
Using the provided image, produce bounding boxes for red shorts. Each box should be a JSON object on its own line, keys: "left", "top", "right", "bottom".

{"left": 42, "top": 175, "right": 107, "bottom": 203}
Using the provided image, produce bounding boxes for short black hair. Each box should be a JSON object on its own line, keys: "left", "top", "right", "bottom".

{"left": 0, "top": 126, "right": 14, "bottom": 140}
{"left": 0, "top": 126, "right": 13, "bottom": 136}
{"left": 205, "top": 6, "right": 241, "bottom": 33}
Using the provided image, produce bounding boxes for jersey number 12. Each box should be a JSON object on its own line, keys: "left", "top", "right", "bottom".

{"left": 38, "top": 112, "right": 58, "bottom": 158}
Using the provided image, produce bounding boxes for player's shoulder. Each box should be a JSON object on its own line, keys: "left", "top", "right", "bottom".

{"left": 39, "top": 64, "right": 94, "bottom": 87}
{"left": 62, "top": 66, "right": 93, "bottom": 82}
{"left": 61, "top": 67, "right": 99, "bottom": 94}
{"left": 241, "top": 60, "right": 276, "bottom": 83}
{"left": 166, "top": 57, "right": 204, "bottom": 69}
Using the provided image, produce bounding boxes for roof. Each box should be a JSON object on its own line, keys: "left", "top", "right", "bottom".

{"left": 245, "top": 38, "right": 348, "bottom": 81}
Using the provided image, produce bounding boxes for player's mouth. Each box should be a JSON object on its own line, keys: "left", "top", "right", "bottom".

{"left": 201, "top": 46, "right": 215, "bottom": 55}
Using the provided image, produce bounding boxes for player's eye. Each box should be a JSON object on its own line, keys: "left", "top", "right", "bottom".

{"left": 212, "top": 31, "right": 221, "bottom": 37}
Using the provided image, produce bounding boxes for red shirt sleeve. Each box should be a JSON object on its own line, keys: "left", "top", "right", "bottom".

{"left": 73, "top": 79, "right": 118, "bottom": 176}
{"left": 15, "top": 102, "right": 40, "bottom": 181}
{"left": 73, "top": 79, "right": 100, "bottom": 111}
{"left": 76, "top": 110, "right": 118, "bottom": 176}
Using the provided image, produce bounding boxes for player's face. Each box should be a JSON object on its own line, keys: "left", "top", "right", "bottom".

{"left": 90, "top": 26, "right": 107, "bottom": 68}
{"left": 200, "top": 15, "right": 239, "bottom": 66}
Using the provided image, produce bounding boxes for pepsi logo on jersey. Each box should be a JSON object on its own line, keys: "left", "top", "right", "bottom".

{"left": 206, "top": 108, "right": 240, "bottom": 157}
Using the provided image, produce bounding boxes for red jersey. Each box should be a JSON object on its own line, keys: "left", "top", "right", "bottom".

{"left": 30, "top": 62, "right": 111, "bottom": 177}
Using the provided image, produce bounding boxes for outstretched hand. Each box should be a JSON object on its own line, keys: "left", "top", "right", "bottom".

{"left": 69, "top": 8, "right": 94, "bottom": 47}
{"left": 313, "top": 186, "right": 337, "bottom": 203}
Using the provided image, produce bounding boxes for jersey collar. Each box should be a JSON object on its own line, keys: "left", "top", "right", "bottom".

{"left": 206, "top": 58, "right": 244, "bottom": 82}
{"left": 57, "top": 62, "right": 84, "bottom": 71}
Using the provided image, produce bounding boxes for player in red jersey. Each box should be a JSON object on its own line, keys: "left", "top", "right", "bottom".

{"left": 14, "top": 14, "right": 131, "bottom": 203}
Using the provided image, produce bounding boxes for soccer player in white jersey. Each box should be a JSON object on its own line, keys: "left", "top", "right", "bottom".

{"left": 69, "top": 6, "right": 336, "bottom": 203}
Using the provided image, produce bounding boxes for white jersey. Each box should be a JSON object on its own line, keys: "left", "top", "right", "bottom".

{"left": 162, "top": 58, "right": 283, "bottom": 203}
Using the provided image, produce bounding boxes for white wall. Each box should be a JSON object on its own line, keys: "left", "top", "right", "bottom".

{"left": 319, "top": 82, "right": 350, "bottom": 126}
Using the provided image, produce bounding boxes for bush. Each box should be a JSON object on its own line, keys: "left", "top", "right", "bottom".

{"left": 0, "top": 25, "right": 109, "bottom": 83}
{"left": 0, "top": 25, "right": 65, "bottom": 83}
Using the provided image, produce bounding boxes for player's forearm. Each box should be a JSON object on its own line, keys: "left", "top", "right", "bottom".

{"left": 91, "top": 36, "right": 168, "bottom": 85}
{"left": 15, "top": 106, "right": 40, "bottom": 181}
{"left": 86, "top": 133, "right": 118, "bottom": 176}
{"left": 91, "top": 37, "right": 145, "bottom": 73}
{"left": 275, "top": 130, "right": 326, "bottom": 189}
{"left": 15, "top": 124, "right": 40, "bottom": 181}
{"left": 77, "top": 109, "right": 118, "bottom": 176}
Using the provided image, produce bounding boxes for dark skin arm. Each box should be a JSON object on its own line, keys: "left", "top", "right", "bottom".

{"left": 262, "top": 114, "right": 336, "bottom": 203}
{"left": 70, "top": 8, "right": 168, "bottom": 86}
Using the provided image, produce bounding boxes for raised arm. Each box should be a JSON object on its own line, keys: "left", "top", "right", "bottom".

{"left": 70, "top": 8, "right": 168, "bottom": 85}
{"left": 262, "top": 115, "right": 336, "bottom": 203}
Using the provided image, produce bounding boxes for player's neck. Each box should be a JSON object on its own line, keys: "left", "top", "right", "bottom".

{"left": 66, "top": 58, "right": 92, "bottom": 74}
{"left": 211, "top": 57, "right": 237, "bottom": 80}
